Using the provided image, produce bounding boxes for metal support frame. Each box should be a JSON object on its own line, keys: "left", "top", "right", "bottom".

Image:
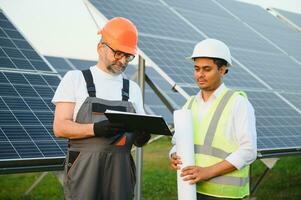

{"left": 0, "top": 157, "right": 65, "bottom": 174}
{"left": 145, "top": 74, "right": 179, "bottom": 112}
{"left": 23, "top": 171, "right": 64, "bottom": 197}
{"left": 135, "top": 55, "right": 146, "bottom": 200}
{"left": 53, "top": 171, "right": 64, "bottom": 186}
{"left": 249, "top": 158, "right": 279, "bottom": 198}
{"left": 23, "top": 172, "right": 48, "bottom": 196}
{"left": 267, "top": 8, "right": 301, "bottom": 32}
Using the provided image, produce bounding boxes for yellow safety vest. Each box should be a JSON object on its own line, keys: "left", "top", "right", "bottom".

{"left": 185, "top": 88, "right": 250, "bottom": 199}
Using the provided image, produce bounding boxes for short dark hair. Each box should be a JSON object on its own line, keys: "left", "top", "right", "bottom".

{"left": 212, "top": 57, "right": 229, "bottom": 74}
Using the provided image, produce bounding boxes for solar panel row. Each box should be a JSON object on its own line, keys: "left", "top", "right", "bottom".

{"left": 1, "top": 0, "right": 301, "bottom": 173}
{"left": 0, "top": 71, "right": 66, "bottom": 160}
{"left": 0, "top": 10, "right": 67, "bottom": 172}
{"left": 89, "top": 0, "right": 301, "bottom": 154}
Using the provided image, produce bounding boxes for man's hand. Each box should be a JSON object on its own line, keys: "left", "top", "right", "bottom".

{"left": 170, "top": 153, "right": 182, "bottom": 170}
{"left": 180, "top": 166, "right": 212, "bottom": 184}
{"left": 133, "top": 131, "right": 151, "bottom": 147}
{"left": 93, "top": 120, "right": 125, "bottom": 137}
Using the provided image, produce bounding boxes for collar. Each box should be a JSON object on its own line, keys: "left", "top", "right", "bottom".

{"left": 196, "top": 83, "right": 226, "bottom": 103}
{"left": 91, "top": 65, "right": 123, "bottom": 80}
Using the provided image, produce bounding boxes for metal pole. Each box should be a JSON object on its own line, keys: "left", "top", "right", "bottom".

{"left": 24, "top": 172, "right": 48, "bottom": 196}
{"left": 135, "top": 55, "right": 145, "bottom": 200}
{"left": 250, "top": 167, "right": 269, "bottom": 196}
{"left": 53, "top": 171, "right": 64, "bottom": 186}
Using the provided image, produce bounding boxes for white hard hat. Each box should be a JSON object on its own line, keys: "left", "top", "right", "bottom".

{"left": 188, "top": 38, "right": 232, "bottom": 66}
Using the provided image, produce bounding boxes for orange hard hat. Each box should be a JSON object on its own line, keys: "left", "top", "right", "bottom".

{"left": 98, "top": 17, "right": 138, "bottom": 55}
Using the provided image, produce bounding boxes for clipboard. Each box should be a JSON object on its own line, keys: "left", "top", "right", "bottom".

{"left": 104, "top": 110, "right": 172, "bottom": 136}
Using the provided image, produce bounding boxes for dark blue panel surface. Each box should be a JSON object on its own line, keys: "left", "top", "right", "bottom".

{"left": 0, "top": 71, "right": 66, "bottom": 161}
{"left": 33, "top": 86, "right": 54, "bottom": 98}
{"left": 24, "top": 74, "right": 48, "bottom": 85}
{"left": 0, "top": 10, "right": 67, "bottom": 166}
{"left": 2, "top": 97, "right": 29, "bottom": 110}
{"left": 44, "top": 56, "right": 73, "bottom": 75}
{"left": 0, "top": 142, "right": 19, "bottom": 159}
{"left": 248, "top": 91, "right": 301, "bottom": 150}
{"left": 45, "top": 56, "right": 96, "bottom": 76}
{"left": 11, "top": 141, "right": 43, "bottom": 158}
{"left": 23, "top": 126, "right": 53, "bottom": 140}
{"left": 1, "top": 126, "right": 31, "bottom": 141}
{"left": 68, "top": 58, "right": 96, "bottom": 71}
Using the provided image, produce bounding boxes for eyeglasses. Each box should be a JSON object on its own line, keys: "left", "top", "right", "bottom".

{"left": 103, "top": 43, "right": 135, "bottom": 62}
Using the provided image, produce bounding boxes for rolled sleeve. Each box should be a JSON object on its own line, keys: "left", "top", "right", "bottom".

{"left": 226, "top": 97, "right": 257, "bottom": 170}
{"left": 226, "top": 148, "right": 257, "bottom": 170}
{"left": 52, "top": 71, "right": 78, "bottom": 104}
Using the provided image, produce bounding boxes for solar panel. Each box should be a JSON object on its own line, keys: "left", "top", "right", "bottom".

{"left": 231, "top": 49, "right": 301, "bottom": 93}
{"left": 248, "top": 91, "right": 301, "bottom": 151}
{"left": 173, "top": 7, "right": 280, "bottom": 53}
{"left": 0, "top": 11, "right": 52, "bottom": 72}
{"left": 45, "top": 56, "right": 95, "bottom": 76}
{"left": 0, "top": 10, "right": 68, "bottom": 173}
{"left": 90, "top": 0, "right": 201, "bottom": 42}
{"left": 216, "top": 0, "right": 301, "bottom": 62}
{"left": 44, "top": 56, "right": 74, "bottom": 75}
{"left": 88, "top": 0, "right": 301, "bottom": 156}
{"left": 0, "top": 71, "right": 67, "bottom": 173}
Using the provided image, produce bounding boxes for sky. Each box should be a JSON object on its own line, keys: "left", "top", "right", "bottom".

{"left": 0, "top": 0, "right": 102, "bottom": 60}
{"left": 0, "top": 0, "right": 300, "bottom": 60}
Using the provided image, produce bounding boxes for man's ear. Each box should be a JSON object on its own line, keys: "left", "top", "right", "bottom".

{"left": 219, "top": 65, "right": 227, "bottom": 76}
{"left": 97, "top": 43, "right": 103, "bottom": 49}
{"left": 97, "top": 43, "right": 104, "bottom": 53}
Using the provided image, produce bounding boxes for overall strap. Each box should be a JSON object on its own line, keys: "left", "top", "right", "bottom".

{"left": 122, "top": 78, "right": 129, "bottom": 101}
{"left": 82, "top": 69, "right": 96, "bottom": 97}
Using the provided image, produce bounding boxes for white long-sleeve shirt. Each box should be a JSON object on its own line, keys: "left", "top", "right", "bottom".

{"left": 169, "top": 83, "right": 257, "bottom": 170}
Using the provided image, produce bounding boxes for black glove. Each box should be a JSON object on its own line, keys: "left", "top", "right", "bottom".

{"left": 133, "top": 131, "right": 151, "bottom": 147}
{"left": 93, "top": 120, "right": 125, "bottom": 137}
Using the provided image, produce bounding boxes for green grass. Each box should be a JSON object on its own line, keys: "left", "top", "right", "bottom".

{"left": 142, "top": 137, "right": 177, "bottom": 200}
{"left": 251, "top": 157, "right": 301, "bottom": 200}
{"left": 0, "top": 172, "right": 63, "bottom": 200}
{"left": 0, "top": 137, "right": 301, "bottom": 199}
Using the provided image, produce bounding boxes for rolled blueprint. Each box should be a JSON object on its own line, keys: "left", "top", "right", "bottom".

{"left": 174, "top": 109, "right": 197, "bottom": 200}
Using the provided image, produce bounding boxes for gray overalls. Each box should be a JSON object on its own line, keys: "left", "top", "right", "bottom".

{"left": 64, "top": 69, "right": 136, "bottom": 200}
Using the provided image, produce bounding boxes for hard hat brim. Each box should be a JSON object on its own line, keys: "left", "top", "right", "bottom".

{"left": 185, "top": 55, "right": 232, "bottom": 66}
{"left": 185, "top": 55, "right": 194, "bottom": 60}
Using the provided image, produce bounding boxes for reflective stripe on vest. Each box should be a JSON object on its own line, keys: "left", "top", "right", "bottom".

{"left": 209, "top": 175, "right": 249, "bottom": 186}
{"left": 187, "top": 88, "right": 250, "bottom": 198}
